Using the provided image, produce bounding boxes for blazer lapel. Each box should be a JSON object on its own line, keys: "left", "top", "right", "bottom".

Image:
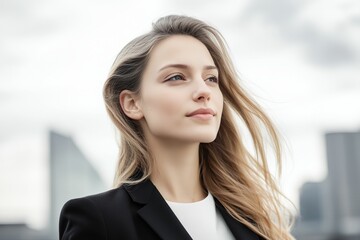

{"left": 214, "top": 198, "right": 261, "bottom": 240}
{"left": 124, "top": 179, "right": 192, "bottom": 240}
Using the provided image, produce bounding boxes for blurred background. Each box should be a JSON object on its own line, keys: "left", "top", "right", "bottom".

{"left": 0, "top": 0, "right": 359, "bottom": 239}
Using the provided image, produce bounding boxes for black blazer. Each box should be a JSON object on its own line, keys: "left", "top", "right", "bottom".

{"left": 59, "top": 179, "right": 261, "bottom": 240}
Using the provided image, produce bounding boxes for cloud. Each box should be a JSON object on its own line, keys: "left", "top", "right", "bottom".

{"left": 351, "top": 16, "right": 360, "bottom": 25}
{"left": 288, "top": 24, "right": 356, "bottom": 66}
{"left": 240, "top": 0, "right": 359, "bottom": 67}
{"left": 0, "top": 0, "right": 67, "bottom": 74}
{"left": 0, "top": 0, "right": 62, "bottom": 38}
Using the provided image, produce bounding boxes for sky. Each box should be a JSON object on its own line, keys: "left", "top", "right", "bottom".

{"left": 1, "top": 0, "right": 360, "bottom": 229}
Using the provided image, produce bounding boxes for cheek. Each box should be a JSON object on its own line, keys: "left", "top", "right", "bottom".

{"left": 215, "top": 91, "right": 224, "bottom": 114}
{"left": 142, "top": 91, "right": 181, "bottom": 120}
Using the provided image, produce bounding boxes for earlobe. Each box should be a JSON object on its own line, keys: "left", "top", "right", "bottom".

{"left": 119, "top": 90, "right": 143, "bottom": 120}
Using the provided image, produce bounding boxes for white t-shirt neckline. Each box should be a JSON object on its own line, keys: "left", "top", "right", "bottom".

{"left": 165, "top": 192, "right": 235, "bottom": 240}
{"left": 165, "top": 192, "right": 211, "bottom": 205}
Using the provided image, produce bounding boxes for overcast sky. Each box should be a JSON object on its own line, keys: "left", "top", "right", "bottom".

{"left": 1, "top": 0, "right": 359, "bottom": 228}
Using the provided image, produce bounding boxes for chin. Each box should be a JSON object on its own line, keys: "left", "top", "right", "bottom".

{"left": 197, "top": 134, "right": 218, "bottom": 143}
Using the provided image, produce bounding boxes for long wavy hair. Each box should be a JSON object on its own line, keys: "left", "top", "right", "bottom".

{"left": 103, "top": 15, "right": 294, "bottom": 240}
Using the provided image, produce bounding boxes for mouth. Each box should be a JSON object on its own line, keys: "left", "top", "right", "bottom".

{"left": 186, "top": 108, "right": 216, "bottom": 117}
{"left": 186, "top": 108, "right": 216, "bottom": 119}
{"left": 188, "top": 113, "right": 214, "bottom": 120}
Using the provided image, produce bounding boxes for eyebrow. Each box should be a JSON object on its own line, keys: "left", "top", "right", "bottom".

{"left": 158, "top": 64, "right": 218, "bottom": 72}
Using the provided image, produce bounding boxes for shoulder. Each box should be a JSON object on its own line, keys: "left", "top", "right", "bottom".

{"left": 61, "top": 185, "right": 131, "bottom": 217}
{"left": 76, "top": 185, "right": 129, "bottom": 206}
{"left": 59, "top": 186, "right": 131, "bottom": 240}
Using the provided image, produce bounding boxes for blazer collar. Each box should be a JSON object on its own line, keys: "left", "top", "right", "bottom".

{"left": 125, "top": 179, "right": 260, "bottom": 240}
{"left": 125, "top": 179, "right": 192, "bottom": 240}
{"left": 214, "top": 198, "right": 261, "bottom": 240}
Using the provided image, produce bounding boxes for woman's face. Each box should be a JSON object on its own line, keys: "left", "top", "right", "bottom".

{"left": 138, "top": 35, "right": 223, "bottom": 144}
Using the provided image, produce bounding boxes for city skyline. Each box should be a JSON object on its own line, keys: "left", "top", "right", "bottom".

{"left": 294, "top": 131, "right": 360, "bottom": 240}
{"left": 1, "top": 0, "right": 360, "bottom": 231}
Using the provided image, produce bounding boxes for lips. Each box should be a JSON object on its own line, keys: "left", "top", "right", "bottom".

{"left": 186, "top": 108, "right": 216, "bottom": 117}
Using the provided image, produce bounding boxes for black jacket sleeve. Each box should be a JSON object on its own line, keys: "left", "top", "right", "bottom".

{"left": 59, "top": 197, "right": 108, "bottom": 240}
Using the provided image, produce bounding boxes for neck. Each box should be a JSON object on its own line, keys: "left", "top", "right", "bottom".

{"left": 147, "top": 136, "right": 206, "bottom": 203}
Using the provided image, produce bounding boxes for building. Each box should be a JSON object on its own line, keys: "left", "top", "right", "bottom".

{"left": 48, "top": 130, "right": 106, "bottom": 238}
{"left": 0, "top": 130, "right": 107, "bottom": 240}
{"left": 293, "top": 131, "right": 360, "bottom": 240}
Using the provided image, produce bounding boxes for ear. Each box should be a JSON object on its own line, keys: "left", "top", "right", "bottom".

{"left": 119, "top": 90, "right": 143, "bottom": 120}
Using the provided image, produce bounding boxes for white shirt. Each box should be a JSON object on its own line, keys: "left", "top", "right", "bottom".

{"left": 166, "top": 193, "right": 235, "bottom": 240}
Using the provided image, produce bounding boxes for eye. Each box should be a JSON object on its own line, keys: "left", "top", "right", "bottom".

{"left": 206, "top": 76, "right": 219, "bottom": 84}
{"left": 165, "top": 74, "right": 185, "bottom": 82}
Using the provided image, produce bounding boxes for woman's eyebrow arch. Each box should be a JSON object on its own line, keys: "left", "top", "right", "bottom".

{"left": 158, "top": 64, "right": 218, "bottom": 72}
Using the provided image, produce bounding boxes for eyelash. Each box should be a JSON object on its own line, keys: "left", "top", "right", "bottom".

{"left": 166, "top": 74, "right": 185, "bottom": 81}
{"left": 165, "top": 74, "right": 219, "bottom": 83}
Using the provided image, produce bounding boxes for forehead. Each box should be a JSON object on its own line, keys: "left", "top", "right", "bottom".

{"left": 145, "top": 35, "right": 215, "bottom": 71}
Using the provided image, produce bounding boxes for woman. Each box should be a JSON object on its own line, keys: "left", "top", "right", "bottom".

{"left": 59, "top": 15, "right": 294, "bottom": 240}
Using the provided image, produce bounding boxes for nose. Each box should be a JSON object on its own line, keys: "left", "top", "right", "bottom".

{"left": 192, "top": 80, "right": 211, "bottom": 102}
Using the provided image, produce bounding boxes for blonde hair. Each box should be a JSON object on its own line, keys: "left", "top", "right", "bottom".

{"left": 103, "top": 15, "right": 294, "bottom": 239}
